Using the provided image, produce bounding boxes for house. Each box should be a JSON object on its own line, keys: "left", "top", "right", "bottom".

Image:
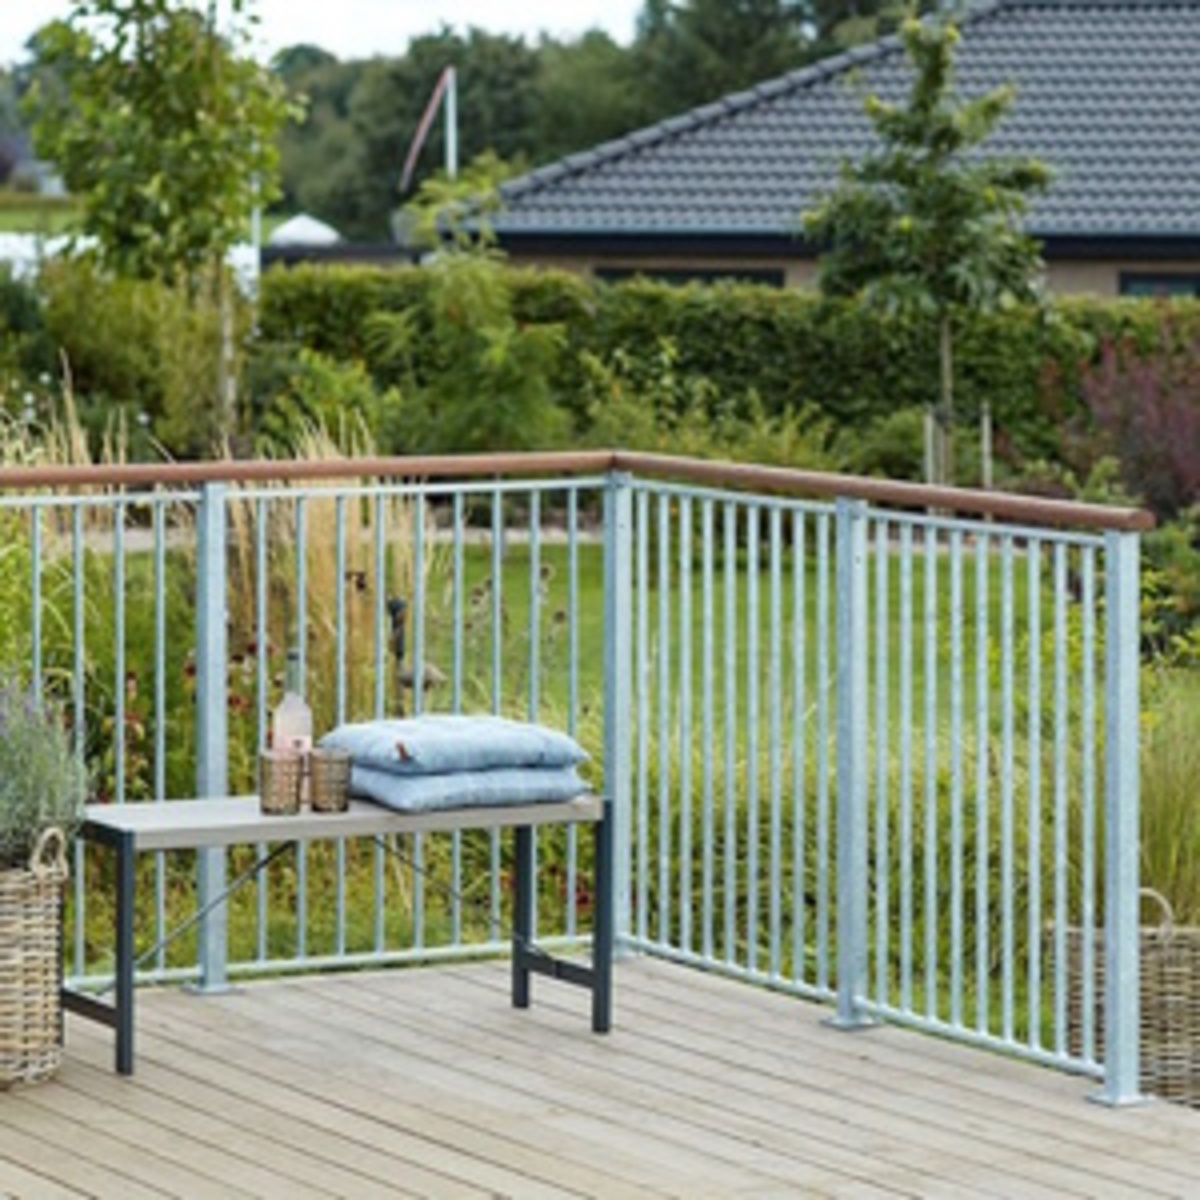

{"left": 491, "top": 0, "right": 1200, "bottom": 297}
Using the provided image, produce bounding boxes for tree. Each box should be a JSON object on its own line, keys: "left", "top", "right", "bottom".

{"left": 299, "top": 28, "right": 540, "bottom": 241}
{"left": 634, "top": 0, "right": 810, "bottom": 116}
{"left": 803, "top": 16, "right": 1050, "bottom": 485}
{"left": 533, "top": 32, "right": 646, "bottom": 162}
{"left": 810, "top": 1, "right": 942, "bottom": 55}
{"left": 23, "top": 0, "right": 293, "bottom": 284}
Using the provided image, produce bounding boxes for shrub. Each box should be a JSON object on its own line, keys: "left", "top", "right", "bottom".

{"left": 258, "top": 264, "right": 1200, "bottom": 484}
{"left": 0, "top": 678, "right": 87, "bottom": 868}
{"left": 1071, "top": 324, "right": 1200, "bottom": 521}
{"left": 37, "top": 259, "right": 242, "bottom": 457}
{"left": 367, "top": 250, "right": 570, "bottom": 455}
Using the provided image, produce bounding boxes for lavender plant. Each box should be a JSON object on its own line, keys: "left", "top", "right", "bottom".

{"left": 0, "top": 678, "right": 87, "bottom": 869}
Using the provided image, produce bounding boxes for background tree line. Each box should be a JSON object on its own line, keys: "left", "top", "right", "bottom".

{"left": 2, "top": 1, "right": 937, "bottom": 236}
{"left": 275, "top": 0, "right": 940, "bottom": 240}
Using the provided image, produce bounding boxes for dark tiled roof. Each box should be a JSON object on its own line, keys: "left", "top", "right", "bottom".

{"left": 495, "top": 0, "right": 1200, "bottom": 243}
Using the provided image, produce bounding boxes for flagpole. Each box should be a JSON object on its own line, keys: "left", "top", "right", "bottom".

{"left": 445, "top": 66, "right": 458, "bottom": 180}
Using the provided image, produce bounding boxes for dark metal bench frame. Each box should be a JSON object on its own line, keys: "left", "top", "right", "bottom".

{"left": 64, "top": 794, "right": 613, "bottom": 1075}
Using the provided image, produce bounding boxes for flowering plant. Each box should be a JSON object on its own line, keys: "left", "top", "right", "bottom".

{"left": 0, "top": 677, "right": 87, "bottom": 869}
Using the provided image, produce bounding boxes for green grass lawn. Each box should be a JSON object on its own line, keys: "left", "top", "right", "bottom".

{"left": 0, "top": 197, "right": 81, "bottom": 234}
{"left": 0, "top": 192, "right": 292, "bottom": 241}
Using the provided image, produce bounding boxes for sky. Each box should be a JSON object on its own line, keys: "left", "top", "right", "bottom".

{"left": 0, "top": 0, "right": 645, "bottom": 67}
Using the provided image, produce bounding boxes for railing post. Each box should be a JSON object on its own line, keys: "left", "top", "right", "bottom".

{"left": 603, "top": 471, "right": 634, "bottom": 951}
{"left": 1095, "top": 529, "right": 1141, "bottom": 1105}
{"left": 194, "top": 481, "right": 230, "bottom": 992}
{"left": 831, "top": 497, "right": 872, "bottom": 1028}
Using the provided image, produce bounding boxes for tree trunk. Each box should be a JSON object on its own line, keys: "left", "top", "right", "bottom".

{"left": 939, "top": 314, "right": 954, "bottom": 487}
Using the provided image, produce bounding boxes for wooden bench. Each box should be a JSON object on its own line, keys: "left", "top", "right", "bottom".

{"left": 63, "top": 794, "right": 613, "bottom": 1074}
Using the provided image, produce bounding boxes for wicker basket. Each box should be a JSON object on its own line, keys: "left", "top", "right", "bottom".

{"left": 0, "top": 827, "right": 68, "bottom": 1088}
{"left": 1064, "top": 888, "right": 1200, "bottom": 1107}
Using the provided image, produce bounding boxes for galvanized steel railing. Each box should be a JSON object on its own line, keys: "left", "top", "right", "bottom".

{"left": 0, "top": 451, "right": 1148, "bottom": 1105}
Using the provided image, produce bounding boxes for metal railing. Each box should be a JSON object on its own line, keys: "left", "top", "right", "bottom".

{"left": 0, "top": 450, "right": 1148, "bottom": 1105}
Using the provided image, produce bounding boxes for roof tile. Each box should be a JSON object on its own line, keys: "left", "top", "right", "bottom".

{"left": 495, "top": 0, "right": 1200, "bottom": 241}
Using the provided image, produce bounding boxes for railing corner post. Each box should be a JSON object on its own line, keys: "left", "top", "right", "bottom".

{"left": 830, "top": 496, "right": 872, "bottom": 1029}
{"left": 603, "top": 470, "right": 634, "bottom": 953}
{"left": 1094, "top": 528, "right": 1142, "bottom": 1105}
{"left": 194, "top": 480, "right": 230, "bottom": 992}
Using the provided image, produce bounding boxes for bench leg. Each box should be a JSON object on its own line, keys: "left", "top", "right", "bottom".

{"left": 512, "top": 824, "right": 534, "bottom": 1009}
{"left": 115, "top": 830, "right": 136, "bottom": 1075}
{"left": 592, "top": 798, "right": 614, "bottom": 1033}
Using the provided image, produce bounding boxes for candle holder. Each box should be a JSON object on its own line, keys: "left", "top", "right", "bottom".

{"left": 310, "top": 748, "right": 351, "bottom": 813}
{"left": 259, "top": 749, "right": 303, "bottom": 815}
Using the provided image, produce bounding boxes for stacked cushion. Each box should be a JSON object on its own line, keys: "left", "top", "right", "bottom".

{"left": 318, "top": 715, "right": 590, "bottom": 813}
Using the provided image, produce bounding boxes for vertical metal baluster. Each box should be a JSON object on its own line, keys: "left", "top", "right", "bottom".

{"left": 678, "top": 496, "right": 693, "bottom": 955}
{"left": 374, "top": 493, "right": 387, "bottom": 719}
{"left": 768, "top": 507, "right": 783, "bottom": 979}
{"left": 528, "top": 490, "right": 541, "bottom": 719}
{"left": 412, "top": 491, "right": 426, "bottom": 715}
{"left": 566, "top": 489, "right": 580, "bottom": 938}
{"left": 793, "top": 511, "right": 807, "bottom": 984}
{"left": 490, "top": 490, "right": 503, "bottom": 939}
{"left": 746, "top": 505, "right": 760, "bottom": 974}
{"left": 451, "top": 491, "right": 464, "bottom": 946}
{"left": 1100, "top": 528, "right": 1141, "bottom": 1105}
{"left": 723, "top": 502, "right": 738, "bottom": 964}
{"left": 636, "top": 490, "right": 650, "bottom": 946}
{"left": 1053, "top": 542, "right": 1069, "bottom": 1054}
{"left": 295, "top": 496, "right": 308, "bottom": 960}
{"left": 950, "top": 529, "right": 964, "bottom": 1028}
{"left": 975, "top": 532, "right": 990, "bottom": 1034}
{"left": 373, "top": 493, "right": 386, "bottom": 952}
{"left": 255, "top": 497, "right": 269, "bottom": 963}
{"left": 923, "top": 524, "right": 938, "bottom": 1020}
{"left": 603, "top": 472, "right": 634, "bottom": 955}
{"left": 1027, "top": 537, "right": 1042, "bottom": 1049}
{"left": 452, "top": 492, "right": 465, "bottom": 713}
{"left": 333, "top": 496, "right": 347, "bottom": 957}
{"left": 1081, "top": 546, "right": 1097, "bottom": 1063}
{"left": 154, "top": 504, "right": 168, "bottom": 969}
{"left": 899, "top": 524, "right": 914, "bottom": 1012}
{"left": 527, "top": 491, "right": 540, "bottom": 941}
{"left": 657, "top": 493, "right": 671, "bottom": 946}
{"left": 701, "top": 498, "right": 715, "bottom": 962}
{"left": 1001, "top": 535, "right": 1015, "bottom": 1042}
{"left": 30, "top": 507, "right": 41, "bottom": 698}
{"left": 834, "top": 497, "right": 871, "bottom": 1027}
{"left": 875, "top": 517, "right": 890, "bottom": 1005}
{"left": 412, "top": 492, "right": 426, "bottom": 950}
{"left": 72, "top": 506, "right": 86, "bottom": 977}
{"left": 113, "top": 503, "right": 126, "bottom": 806}
{"left": 816, "top": 510, "right": 830, "bottom": 991}
{"left": 335, "top": 496, "right": 348, "bottom": 722}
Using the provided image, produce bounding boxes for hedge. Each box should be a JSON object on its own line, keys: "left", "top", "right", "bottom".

{"left": 258, "top": 262, "right": 1200, "bottom": 468}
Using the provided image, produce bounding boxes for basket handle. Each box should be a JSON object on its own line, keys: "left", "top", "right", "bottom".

{"left": 1139, "top": 887, "right": 1174, "bottom": 934}
{"left": 29, "top": 826, "right": 68, "bottom": 879}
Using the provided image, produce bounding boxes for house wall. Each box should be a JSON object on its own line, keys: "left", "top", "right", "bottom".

{"left": 1046, "top": 260, "right": 1200, "bottom": 296}
{"left": 506, "top": 251, "right": 1199, "bottom": 297}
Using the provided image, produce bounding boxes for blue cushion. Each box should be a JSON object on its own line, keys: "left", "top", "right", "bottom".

{"left": 319, "top": 715, "right": 588, "bottom": 777}
{"left": 350, "top": 764, "right": 589, "bottom": 813}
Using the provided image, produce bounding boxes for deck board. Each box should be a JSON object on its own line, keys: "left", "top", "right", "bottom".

{"left": 2, "top": 957, "right": 1198, "bottom": 1198}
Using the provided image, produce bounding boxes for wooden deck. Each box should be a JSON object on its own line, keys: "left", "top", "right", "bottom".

{"left": 4, "top": 958, "right": 1199, "bottom": 1198}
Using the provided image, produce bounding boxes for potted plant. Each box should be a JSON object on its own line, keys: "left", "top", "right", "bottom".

{"left": 0, "top": 677, "right": 87, "bottom": 1087}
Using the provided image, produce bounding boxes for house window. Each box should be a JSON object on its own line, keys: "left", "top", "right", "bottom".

{"left": 1119, "top": 274, "right": 1200, "bottom": 298}
{"left": 595, "top": 267, "right": 785, "bottom": 288}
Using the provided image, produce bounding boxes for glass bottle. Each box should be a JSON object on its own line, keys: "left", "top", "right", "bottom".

{"left": 272, "top": 648, "right": 313, "bottom": 756}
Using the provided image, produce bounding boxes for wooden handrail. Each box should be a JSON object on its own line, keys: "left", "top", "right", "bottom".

{"left": 0, "top": 449, "right": 1154, "bottom": 532}
{"left": 611, "top": 452, "right": 1155, "bottom": 532}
